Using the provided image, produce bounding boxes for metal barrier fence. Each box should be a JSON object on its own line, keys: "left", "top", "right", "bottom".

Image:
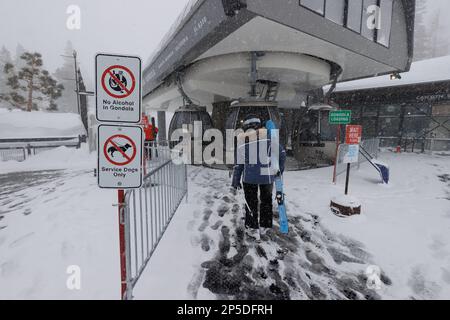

{"left": 379, "top": 137, "right": 450, "bottom": 153}
{"left": 336, "top": 138, "right": 380, "bottom": 177}
{"left": 0, "top": 136, "right": 83, "bottom": 162}
{"left": 121, "top": 142, "right": 188, "bottom": 299}
{"left": 0, "top": 147, "right": 27, "bottom": 162}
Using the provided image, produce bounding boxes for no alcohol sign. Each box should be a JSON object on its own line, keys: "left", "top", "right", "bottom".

{"left": 96, "top": 54, "right": 141, "bottom": 123}
{"left": 98, "top": 125, "right": 143, "bottom": 189}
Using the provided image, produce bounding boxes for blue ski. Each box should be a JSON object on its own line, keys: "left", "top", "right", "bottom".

{"left": 266, "top": 120, "right": 289, "bottom": 234}
{"left": 275, "top": 175, "right": 289, "bottom": 234}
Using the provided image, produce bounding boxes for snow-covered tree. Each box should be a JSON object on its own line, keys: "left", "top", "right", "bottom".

{"left": 54, "top": 41, "right": 78, "bottom": 113}
{"left": 0, "top": 46, "right": 13, "bottom": 104}
{"left": 2, "top": 52, "right": 64, "bottom": 112}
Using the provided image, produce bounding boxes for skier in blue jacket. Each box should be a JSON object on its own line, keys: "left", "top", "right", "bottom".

{"left": 231, "top": 115, "right": 286, "bottom": 239}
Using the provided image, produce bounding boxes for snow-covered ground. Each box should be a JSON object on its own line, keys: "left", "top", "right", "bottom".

{"left": 134, "top": 152, "right": 450, "bottom": 300}
{"left": 0, "top": 108, "right": 86, "bottom": 139}
{"left": 0, "top": 146, "right": 119, "bottom": 299}
{"left": 0, "top": 148, "right": 449, "bottom": 299}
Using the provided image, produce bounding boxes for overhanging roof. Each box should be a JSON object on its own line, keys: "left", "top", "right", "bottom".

{"left": 332, "top": 55, "right": 450, "bottom": 92}
{"left": 143, "top": 0, "right": 416, "bottom": 101}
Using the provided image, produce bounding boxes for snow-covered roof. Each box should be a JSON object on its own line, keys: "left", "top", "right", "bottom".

{"left": 334, "top": 55, "right": 450, "bottom": 92}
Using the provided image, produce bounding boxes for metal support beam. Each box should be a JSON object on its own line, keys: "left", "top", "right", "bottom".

{"left": 157, "top": 111, "right": 167, "bottom": 143}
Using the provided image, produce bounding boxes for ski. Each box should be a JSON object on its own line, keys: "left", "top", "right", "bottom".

{"left": 275, "top": 175, "right": 289, "bottom": 234}
{"left": 266, "top": 120, "right": 289, "bottom": 234}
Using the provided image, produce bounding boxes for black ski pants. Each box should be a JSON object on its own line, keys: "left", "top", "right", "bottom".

{"left": 243, "top": 183, "right": 273, "bottom": 229}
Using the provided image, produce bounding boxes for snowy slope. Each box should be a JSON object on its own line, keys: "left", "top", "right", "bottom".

{"left": 0, "top": 108, "right": 86, "bottom": 139}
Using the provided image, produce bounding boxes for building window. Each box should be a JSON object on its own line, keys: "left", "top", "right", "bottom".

{"left": 347, "top": 0, "right": 363, "bottom": 32}
{"left": 300, "top": 0, "right": 325, "bottom": 15}
{"left": 325, "top": 0, "right": 346, "bottom": 25}
{"left": 300, "top": 0, "right": 392, "bottom": 47}
{"left": 379, "top": 117, "right": 400, "bottom": 137}
{"left": 361, "top": 0, "right": 378, "bottom": 41}
{"left": 377, "top": 0, "right": 393, "bottom": 46}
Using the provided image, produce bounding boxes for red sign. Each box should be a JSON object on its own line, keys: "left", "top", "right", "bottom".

{"left": 101, "top": 65, "right": 136, "bottom": 99}
{"left": 103, "top": 134, "right": 137, "bottom": 166}
{"left": 345, "top": 125, "right": 362, "bottom": 145}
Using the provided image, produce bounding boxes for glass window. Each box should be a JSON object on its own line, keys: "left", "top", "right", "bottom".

{"left": 350, "top": 106, "right": 363, "bottom": 120}
{"left": 225, "top": 109, "right": 238, "bottom": 131}
{"left": 379, "top": 117, "right": 400, "bottom": 137}
{"left": 361, "top": 0, "right": 378, "bottom": 41}
{"left": 237, "top": 107, "right": 271, "bottom": 128}
{"left": 362, "top": 117, "right": 377, "bottom": 138}
{"left": 403, "top": 117, "right": 430, "bottom": 138}
{"left": 347, "top": 0, "right": 363, "bottom": 32}
{"left": 379, "top": 105, "right": 401, "bottom": 116}
{"left": 405, "top": 105, "right": 431, "bottom": 116}
{"left": 300, "top": 0, "right": 325, "bottom": 15}
{"left": 377, "top": 0, "right": 393, "bottom": 46}
{"left": 319, "top": 112, "right": 335, "bottom": 141}
{"left": 363, "top": 106, "right": 377, "bottom": 117}
{"left": 325, "top": 0, "right": 345, "bottom": 25}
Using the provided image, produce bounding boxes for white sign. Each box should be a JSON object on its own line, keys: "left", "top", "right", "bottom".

{"left": 96, "top": 54, "right": 141, "bottom": 123}
{"left": 98, "top": 125, "right": 143, "bottom": 189}
{"left": 343, "top": 144, "right": 360, "bottom": 164}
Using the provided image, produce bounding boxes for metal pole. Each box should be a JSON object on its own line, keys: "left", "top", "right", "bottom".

{"left": 117, "top": 189, "right": 128, "bottom": 300}
{"left": 332, "top": 124, "right": 341, "bottom": 184}
{"left": 345, "top": 163, "right": 351, "bottom": 195}
{"left": 249, "top": 52, "right": 258, "bottom": 97}
{"left": 73, "top": 50, "right": 81, "bottom": 115}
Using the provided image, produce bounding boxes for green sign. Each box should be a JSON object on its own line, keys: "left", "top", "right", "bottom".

{"left": 329, "top": 110, "right": 352, "bottom": 125}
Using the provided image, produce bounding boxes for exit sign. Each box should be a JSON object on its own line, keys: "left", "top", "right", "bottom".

{"left": 329, "top": 110, "right": 352, "bottom": 125}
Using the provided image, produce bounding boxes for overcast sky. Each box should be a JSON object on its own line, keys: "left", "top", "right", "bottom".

{"left": 0, "top": 0, "right": 189, "bottom": 87}
{"left": 1, "top": 0, "right": 449, "bottom": 89}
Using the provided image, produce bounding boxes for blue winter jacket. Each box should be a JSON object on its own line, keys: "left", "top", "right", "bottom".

{"left": 232, "top": 129, "right": 286, "bottom": 186}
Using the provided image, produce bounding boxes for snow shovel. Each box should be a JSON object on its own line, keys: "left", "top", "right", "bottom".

{"left": 359, "top": 145, "right": 389, "bottom": 184}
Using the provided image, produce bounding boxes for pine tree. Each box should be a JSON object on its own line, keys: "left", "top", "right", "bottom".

{"left": 2, "top": 62, "right": 26, "bottom": 109}
{"left": 414, "top": 0, "right": 433, "bottom": 61}
{"left": 40, "top": 70, "right": 64, "bottom": 111}
{"left": 54, "top": 41, "right": 78, "bottom": 113}
{"left": 0, "top": 46, "right": 13, "bottom": 105}
{"left": 2, "top": 51, "right": 64, "bottom": 111}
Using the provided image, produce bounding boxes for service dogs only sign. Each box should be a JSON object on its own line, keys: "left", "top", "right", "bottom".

{"left": 98, "top": 125, "right": 143, "bottom": 189}
{"left": 96, "top": 54, "right": 141, "bottom": 123}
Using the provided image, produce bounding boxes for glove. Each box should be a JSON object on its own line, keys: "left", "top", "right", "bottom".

{"left": 232, "top": 183, "right": 242, "bottom": 190}
{"left": 233, "top": 183, "right": 242, "bottom": 190}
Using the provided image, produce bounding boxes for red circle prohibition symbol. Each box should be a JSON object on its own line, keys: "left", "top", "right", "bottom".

{"left": 101, "top": 65, "right": 136, "bottom": 99}
{"left": 103, "top": 134, "right": 137, "bottom": 166}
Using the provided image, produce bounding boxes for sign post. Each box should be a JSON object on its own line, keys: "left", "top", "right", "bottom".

{"left": 97, "top": 124, "right": 143, "bottom": 189}
{"left": 329, "top": 110, "right": 351, "bottom": 125}
{"left": 95, "top": 53, "right": 143, "bottom": 300}
{"left": 96, "top": 54, "right": 142, "bottom": 123}
{"left": 330, "top": 110, "right": 352, "bottom": 183}
{"left": 343, "top": 125, "right": 362, "bottom": 195}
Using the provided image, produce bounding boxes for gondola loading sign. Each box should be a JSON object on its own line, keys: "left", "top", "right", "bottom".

{"left": 96, "top": 54, "right": 141, "bottom": 123}
{"left": 98, "top": 124, "right": 143, "bottom": 189}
